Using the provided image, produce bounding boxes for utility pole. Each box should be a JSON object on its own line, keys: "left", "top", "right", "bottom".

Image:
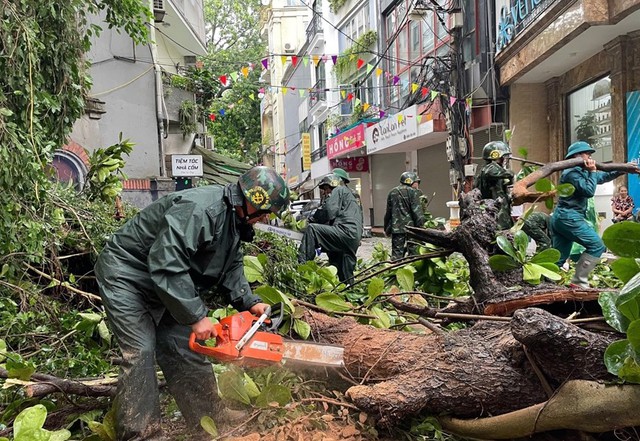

{"left": 444, "top": 3, "right": 468, "bottom": 196}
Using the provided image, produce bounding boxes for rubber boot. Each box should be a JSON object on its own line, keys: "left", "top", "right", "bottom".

{"left": 570, "top": 253, "right": 600, "bottom": 288}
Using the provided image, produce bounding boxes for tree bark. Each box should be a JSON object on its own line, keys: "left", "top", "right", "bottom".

{"left": 0, "top": 368, "right": 117, "bottom": 398}
{"left": 305, "top": 308, "right": 618, "bottom": 427}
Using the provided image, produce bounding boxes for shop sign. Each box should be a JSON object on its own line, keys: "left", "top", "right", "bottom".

{"left": 330, "top": 156, "right": 369, "bottom": 173}
{"left": 301, "top": 133, "right": 311, "bottom": 170}
{"left": 171, "top": 155, "right": 203, "bottom": 177}
{"left": 365, "top": 105, "right": 418, "bottom": 154}
{"left": 495, "top": 0, "right": 557, "bottom": 52}
{"left": 327, "top": 124, "right": 366, "bottom": 160}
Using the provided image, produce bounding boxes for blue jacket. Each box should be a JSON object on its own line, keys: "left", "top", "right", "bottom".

{"left": 556, "top": 166, "right": 621, "bottom": 214}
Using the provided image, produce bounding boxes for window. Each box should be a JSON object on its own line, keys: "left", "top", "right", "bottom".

{"left": 383, "top": 0, "right": 451, "bottom": 109}
{"left": 566, "top": 76, "right": 612, "bottom": 163}
{"left": 340, "top": 3, "right": 370, "bottom": 43}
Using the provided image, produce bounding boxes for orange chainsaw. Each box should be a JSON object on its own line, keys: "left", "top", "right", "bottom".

{"left": 189, "top": 304, "right": 343, "bottom": 368}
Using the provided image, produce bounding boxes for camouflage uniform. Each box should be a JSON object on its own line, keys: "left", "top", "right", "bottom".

{"left": 521, "top": 212, "right": 551, "bottom": 251}
{"left": 474, "top": 162, "right": 514, "bottom": 230}
{"left": 298, "top": 180, "right": 363, "bottom": 284}
{"left": 384, "top": 184, "right": 425, "bottom": 260}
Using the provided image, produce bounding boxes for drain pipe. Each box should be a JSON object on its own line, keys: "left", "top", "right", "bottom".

{"left": 148, "top": 16, "right": 167, "bottom": 177}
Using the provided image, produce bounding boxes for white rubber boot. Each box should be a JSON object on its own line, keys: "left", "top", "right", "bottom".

{"left": 570, "top": 253, "right": 600, "bottom": 288}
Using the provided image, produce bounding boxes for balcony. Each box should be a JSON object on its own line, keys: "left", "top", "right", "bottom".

{"left": 305, "top": 15, "right": 324, "bottom": 50}
{"left": 308, "top": 79, "right": 327, "bottom": 118}
{"left": 311, "top": 145, "right": 327, "bottom": 162}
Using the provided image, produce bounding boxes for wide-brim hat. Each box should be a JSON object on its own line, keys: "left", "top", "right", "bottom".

{"left": 565, "top": 141, "right": 595, "bottom": 159}
{"left": 332, "top": 167, "right": 351, "bottom": 183}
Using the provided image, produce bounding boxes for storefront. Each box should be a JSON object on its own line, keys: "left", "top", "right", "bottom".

{"left": 495, "top": 0, "right": 640, "bottom": 229}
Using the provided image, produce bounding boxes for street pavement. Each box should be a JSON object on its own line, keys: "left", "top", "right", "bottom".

{"left": 357, "top": 235, "right": 390, "bottom": 261}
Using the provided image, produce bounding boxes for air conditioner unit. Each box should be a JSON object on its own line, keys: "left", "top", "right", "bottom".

{"left": 184, "top": 55, "right": 197, "bottom": 68}
{"left": 153, "top": 0, "right": 166, "bottom": 23}
{"left": 283, "top": 42, "right": 296, "bottom": 54}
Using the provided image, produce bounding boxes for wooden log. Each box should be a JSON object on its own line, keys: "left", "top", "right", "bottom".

{"left": 0, "top": 368, "right": 117, "bottom": 398}
{"left": 304, "top": 307, "right": 617, "bottom": 427}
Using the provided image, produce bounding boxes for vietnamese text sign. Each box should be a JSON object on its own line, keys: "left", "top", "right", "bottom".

{"left": 171, "top": 155, "right": 203, "bottom": 177}
{"left": 302, "top": 133, "right": 311, "bottom": 170}
{"left": 330, "top": 156, "right": 369, "bottom": 173}
{"left": 365, "top": 105, "right": 418, "bottom": 154}
{"left": 495, "top": 0, "right": 557, "bottom": 52}
{"left": 327, "top": 124, "right": 366, "bottom": 159}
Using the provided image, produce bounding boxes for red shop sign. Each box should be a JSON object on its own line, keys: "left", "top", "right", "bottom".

{"left": 330, "top": 156, "right": 369, "bottom": 173}
{"left": 326, "top": 124, "right": 366, "bottom": 160}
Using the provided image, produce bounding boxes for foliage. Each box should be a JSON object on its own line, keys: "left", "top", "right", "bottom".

{"left": 328, "top": 0, "right": 348, "bottom": 13}
{"left": 0, "top": 0, "right": 149, "bottom": 260}
{"left": 334, "top": 31, "right": 377, "bottom": 83}
{"left": 575, "top": 111, "right": 598, "bottom": 146}
{"left": 1, "top": 404, "right": 70, "bottom": 441}
{"left": 600, "top": 222, "right": 640, "bottom": 383}
{"left": 489, "top": 230, "right": 562, "bottom": 285}
{"left": 82, "top": 135, "right": 134, "bottom": 203}
{"left": 178, "top": 100, "right": 197, "bottom": 138}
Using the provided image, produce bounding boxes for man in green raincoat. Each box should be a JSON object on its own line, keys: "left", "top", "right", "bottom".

{"left": 298, "top": 173, "right": 363, "bottom": 284}
{"left": 384, "top": 172, "right": 425, "bottom": 260}
{"left": 474, "top": 141, "right": 514, "bottom": 230}
{"left": 95, "top": 166, "right": 289, "bottom": 440}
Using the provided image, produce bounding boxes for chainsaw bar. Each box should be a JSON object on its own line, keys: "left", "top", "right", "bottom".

{"left": 282, "top": 341, "right": 344, "bottom": 368}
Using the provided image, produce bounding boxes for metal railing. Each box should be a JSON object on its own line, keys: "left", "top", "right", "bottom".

{"left": 305, "top": 14, "right": 323, "bottom": 46}
{"left": 308, "top": 79, "right": 326, "bottom": 110}
{"left": 311, "top": 145, "right": 327, "bottom": 161}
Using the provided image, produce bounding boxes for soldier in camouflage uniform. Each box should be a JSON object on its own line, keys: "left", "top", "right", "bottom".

{"left": 95, "top": 166, "right": 289, "bottom": 440}
{"left": 474, "top": 141, "right": 514, "bottom": 230}
{"left": 384, "top": 172, "right": 426, "bottom": 260}
{"left": 521, "top": 211, "right": 552, "bottom": 251}
{"left": 298, "top": 173, "right": 363, "bottom": 284}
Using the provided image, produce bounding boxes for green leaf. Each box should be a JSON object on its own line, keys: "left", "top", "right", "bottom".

{"left": 217, "top": 370, "right": 251, "bottom": 405}
{"left": 529, "top": 263, "right": 562, "bottom": 281}
{"left": 292, "top": 319, "right": 311, "bottom": 339}
{"left": 369, "top": 306, "right": 391, "bottom": 329}
{"left": 243, "top": 373, "right": 261, "bottom": 398}
{"left": 488, "top": 254, "right": 519, "bottom": 272}
{"left": 78, "top": 312, "right": 102, "bottom": 323}
{"left": 200, "top": 416, "right": 218, "bottom": 436}
{"left": 534, "top": 178, "right": 553, "bottom": 192}
{"left": 545, "top": 198, "right": 554, "bottom": 210}
{"left": 627, "top": 320, "right": 640, "bottom": 351}
{"left": 255, "top": 384, "right": 292, "bottom": 407}
{"left": 14, "top": 405, "right": 47, "bottom": 438}
{"left": 529, "top": 248, "right": 561, "bottom": 264}
{"left": 315, "top": 293, "right": 351, "bottom": 312}
{"left": 616, "top": 272, "right": 640, "bottom": 322}
{"left": 254, "top": 286, "right": 294, "bottom": 313}
{"left": 6, "top": 357, "right": 35, "bottom": 381}
{"left": 243, "top": 255, "right": 264, "bottom": 283}
{"left": 97, "top": 321, "right": 112, "bottom": 345}
{"left": 396, "top": 267, "right": 414, "bottom": 292}
{"left": 599, "top": 291, "right": 631, "bottom": 333}
{"left": 604, "top": 339, "right": 630, "bottom": 376}
{"left": 0, "top": 339, "right": 6, "bottom": 363}
{"left": 364, "top": 277, "right": 385, "bottom": 307}
{"left": 513, "top": 230, "right": 529, "bottom": 261}
{"left": 556, "top": 183, "right": 575, "bottom": 197}
{"left": 618, "top": 356, "right": 640, "bottom": 383}
{"left": 603, "top": 222, "right": 640, "bottom": 258}
{"left": 611, "top": 258, "right": 640, "bottom": 284}
{"left": 496, "top": 235, "right": 517, "bottom": 260}
{"left": 522, "top": 263, "right": 542, "bottom": 285}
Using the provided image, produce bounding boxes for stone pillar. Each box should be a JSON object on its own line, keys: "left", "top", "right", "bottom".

{"left": 629, "top": 31, "right": 640, "bottom": 92}
{"left": 604, "top": 36, "right": 629, "bottom": 164}
{"left": 545, "top": 77, "right": 564, "bottom": 164}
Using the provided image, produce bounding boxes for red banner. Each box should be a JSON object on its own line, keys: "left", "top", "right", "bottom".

{"left": 326, "top": 124, "right": 366, "bottom": 159}
{"left": 330, "top": 156, "right": 369, "bottom": 173}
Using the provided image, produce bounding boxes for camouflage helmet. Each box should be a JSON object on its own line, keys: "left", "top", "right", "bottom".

{"left": 400, "top": 171, "right": 420, "bottom": 186}
{"left": 482, "top": 141, "right": 511, "bottom": 161}
{"left": 239, "top": 166, "right": 290, "bottom": 215}
{"left": 318, "top": 173, "right": 341, "bottom": 189}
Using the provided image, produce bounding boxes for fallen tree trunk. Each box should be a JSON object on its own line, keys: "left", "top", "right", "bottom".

{"left": 0, "top": 368, "right": 117, "bottom": 398}
{"left": 304, "top": 307, "right": 619, "bottom": 427}
{"left": 440, "top": 380, "right": 640, "bottom": 439}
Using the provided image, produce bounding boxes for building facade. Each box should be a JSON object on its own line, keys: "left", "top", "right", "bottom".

{"left": 60, "top": 0, "right": 207, "bottom": 207}
{"left": 496, "top": 0, "right": 640, "bottom": 228}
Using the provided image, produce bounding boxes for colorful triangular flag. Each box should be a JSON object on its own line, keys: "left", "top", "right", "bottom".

{"left": 241, "top": 67, "right": 249, "bottom": 77}
{"left": 331, "top": 55, "right": 338, "bottom": 65}
{"left": 303, "top": 56, "right": 309, "bottom": 67}
{"left": 430, "top": 90, "right": 439, "bottom": 100}
{"left": 375, "top": 67, "right": 383, "bottom": 77}
{"left": 230, "top": 72, "right": 238, "bottom": 82}
{"left": 393, "top": 75, "right": 400, "bottom": 86}
{"left": 363, "top": 103, "right": 370, "bottom": 112}
{"left": 219, "top": 75, "right": 228, "bottom": 86}
{"left": 356, "top": 59, "right": 365, "bottom": 69}
{"left": 281, "top": 55, "right": 287, "bottom": 65}
{"left": 421, "top": 87, "right": 429, "bottom": 98}
{"left": 312, "top": 55, "right": 320, "bottom": 66}
{"left": 450, "top": 96, "right": 457, "bottom": 106}
{"left": 291, "top": 56, "right": 298, "bottom": 67}
{"left": 261, "top": 58, "right": 268, "bottom": 69}
{"left": 411, "top": 83, "right": 419, "bottom": 93}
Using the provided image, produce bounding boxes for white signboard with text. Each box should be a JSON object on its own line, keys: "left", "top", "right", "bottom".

{"left": 172, "top": 155, "right": 203, "bottom": 177}
{"left": 365, "top": 105, "right": 418, "bottom": 154}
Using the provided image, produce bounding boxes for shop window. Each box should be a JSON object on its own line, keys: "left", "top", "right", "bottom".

{"left": 567, "top": 76, "right": 612, "bottom": 162}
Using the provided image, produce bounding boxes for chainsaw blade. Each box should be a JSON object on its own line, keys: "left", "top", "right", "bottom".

{"left": 282, "top": 341, "right": 344, "bottom": 368}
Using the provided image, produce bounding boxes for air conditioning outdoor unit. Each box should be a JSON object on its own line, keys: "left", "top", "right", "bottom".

{"left": 283, "top": 42, "right": 296, "bottom": 54}
{"left": 153, "top": 0, "right": 166, "bottom": 23}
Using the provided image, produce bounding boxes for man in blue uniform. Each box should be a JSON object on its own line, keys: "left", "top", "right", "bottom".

{"left": 95, "top": 166, "right": 289, "bottom": 440}
{"left": 551, "top": 141, "right": 639, "bottom": 288}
